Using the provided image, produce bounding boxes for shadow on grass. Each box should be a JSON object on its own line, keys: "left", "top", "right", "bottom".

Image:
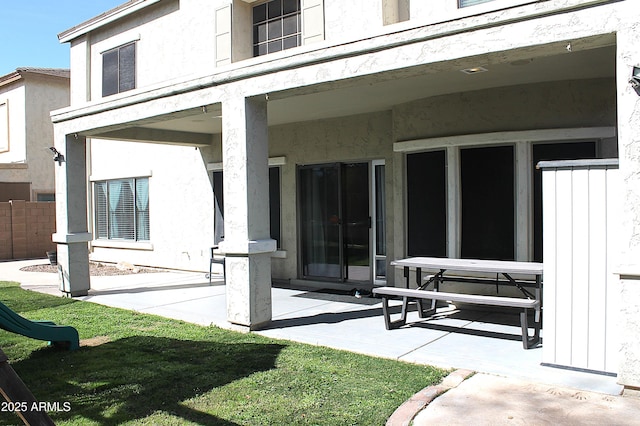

{"left": 6, "top": 336, "right": 285, "bottom": 425}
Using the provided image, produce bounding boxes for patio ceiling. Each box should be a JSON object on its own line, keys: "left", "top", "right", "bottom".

{"left": 96, "top": 43, "right": 616, "bottom": 141}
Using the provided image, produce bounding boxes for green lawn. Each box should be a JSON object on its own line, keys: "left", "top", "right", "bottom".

{"left": 0, "top": 281, "right": 447, "bottom": 425}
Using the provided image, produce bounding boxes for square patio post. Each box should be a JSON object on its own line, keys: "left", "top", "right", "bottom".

{"left": 220, "top": 95, "right": 275, "bottom": 329}
{"left": 52, "top": 133, "right": 91, "bottom": 297}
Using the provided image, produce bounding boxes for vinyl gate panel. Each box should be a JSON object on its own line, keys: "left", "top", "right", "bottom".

{"left": 540, "top": 160, "right": 620, "bottom": 375}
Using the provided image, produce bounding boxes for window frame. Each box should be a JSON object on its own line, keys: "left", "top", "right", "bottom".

{"left": 458, "top": 0, "right": 494, "bottom": 8}
{"left": 209, "top": 161, "right": 283, "bottom": 250}
{"left": 102, "top": 41, "right": 137, "bottom": 97}
{"left": 93, "top": 176, "right": 150, "bottom": 242}
{"left": 0, "top": 100, "right": 8, "bottom": 153}
{"left": 252, "top": 0, "right": 301, "bottom": 57}
{"left": 397, "top": 127, "right": 617, "bottom": 262}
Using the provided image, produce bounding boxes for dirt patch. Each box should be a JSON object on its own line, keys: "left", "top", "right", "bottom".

{"left": 20, "top": 262, "right": 165, "bottom": 276}
{"left": 81, "top": 336, "right": 111, "bottom": 347}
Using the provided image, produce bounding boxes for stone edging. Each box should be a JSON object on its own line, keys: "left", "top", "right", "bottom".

{"left": 386, "top": 369, "right": 475, "bottom": 426}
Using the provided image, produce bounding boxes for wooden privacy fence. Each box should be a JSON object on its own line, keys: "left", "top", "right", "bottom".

{"left": 0, "top": 200, "right": 56, "bottom": 260}
{"left": 540, "top": 159, "right": 620, "bottom": 375}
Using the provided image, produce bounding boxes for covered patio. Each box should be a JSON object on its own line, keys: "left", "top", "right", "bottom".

{"left": 13, "top": 259, "right": 620, "bottom": 395}
{"left": 49, "top": 0, "right": 640, "bottom": 393}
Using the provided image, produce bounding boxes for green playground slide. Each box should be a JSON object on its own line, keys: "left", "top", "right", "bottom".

{"left": 0, "top": 301, "right": 79, "bottom": 350}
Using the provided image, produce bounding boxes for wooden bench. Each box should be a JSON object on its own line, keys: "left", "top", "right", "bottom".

{"left": 373, "top": 286, "right": 541, "bottom": 349}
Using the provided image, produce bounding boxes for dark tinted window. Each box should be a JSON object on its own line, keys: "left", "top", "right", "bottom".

{"left": 532, "top": 142, "right": 596, "bottom": 262}
{"left": 461, "top": 145, "right": 514, "bottom": 260}
{"left": 407, "top": 150, "right": 447, "bottom": 257}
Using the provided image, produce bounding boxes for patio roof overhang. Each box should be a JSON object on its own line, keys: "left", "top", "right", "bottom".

{"left": 51, "top": 7, "right": 617, "bottom": 144}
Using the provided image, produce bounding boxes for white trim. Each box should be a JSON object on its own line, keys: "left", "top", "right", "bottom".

{"left": 90, "top": 170, "right": 152, "bottom": 182}
{"left": 268, "top": 156, "right": 287, "bottom": 166}
{"left": 394, "top": 127, "right": 617, "bottom": 153}
{"left": 456, "top": 0, "right": 535, "bottom": 14}
{"left": 404, "top": 130, "right": 616, "bottom": 262}
{"left": 218, "top": 238, "right": 277, "bottom": 255}
{"left": 207, "top": 162, "right": 224, "bottom": 172}
{"left": 207, "top": 156, "right": 286, "bottom": 171}
{"left": 59, "top": 1, "right": 160, "bottom": 43}
{"left": 99, "top": 35, "right": 141, "bottom": 55}
{"left": 52, "top": 232, "right": 93, "bottom": 244}
{"left": 271, "top": 249, "right": 287, "bottom": 259}
{"left": 0, "top": 99, "right": 8, "bottom": 153}
{"left": 446, "top": 147, "right": 460, "bottom": 258}
{"left": 372, "top": 159, "right": 386, "bottom": 284}
{"left": 92, "top": 239, "right": 154, "bottom": 251}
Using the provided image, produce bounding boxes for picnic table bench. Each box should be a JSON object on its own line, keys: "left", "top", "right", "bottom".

{"left": 373, "top": 257, "right": 543, "bottom": 349}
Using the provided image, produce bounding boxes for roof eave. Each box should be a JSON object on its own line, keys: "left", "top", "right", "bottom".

{"left": 58, "top": 0, "right": 161, "bottom": 43}
{"left": 0, "top": 71, "right": 22, "bottom": 87}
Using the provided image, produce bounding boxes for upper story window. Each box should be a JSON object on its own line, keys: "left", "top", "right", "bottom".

{"left": 253, "top": 0, "right": 301, "bottom": 57}
{"left": 102, "top": 42, "right": 136, "bottom": 97}
{"left": 459, "top": 0, "right": 494, "bottom": 7}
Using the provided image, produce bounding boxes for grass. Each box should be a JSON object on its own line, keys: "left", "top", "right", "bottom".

{"left": 0, "top": 281, "right": 448, "bottom": 425}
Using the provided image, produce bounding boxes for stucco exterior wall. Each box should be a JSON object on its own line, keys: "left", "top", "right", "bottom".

{"left": 268, "top": 111, "right": 394, "bottom": 281}
{"left": 79, "top": 0, "right": 217, "bottom": 102}
{"left": 84, "top": 77, "right": 616, "bottom": 277}
{"left": 89, "top": 139, "right": 215, "bottom": 271}
{"left": 410, "top": 0, "right": 539, "bottom": 25}
{"left": 24, "top": 74, "right": 69, "bottom": 198}
{"left": 394, "top": 78, "right": 616, "bottom": 141}
{"left": 0, "top": 73, "right": 68, "bottom": 199}
{"left": 0, "top": 83, "right": 26, "bottom": 164}
{"left": 324, "top": 0, "right": 385, "bottom": 42}
{"left": 614, "top": 1, "right": 640, "bottom": 391}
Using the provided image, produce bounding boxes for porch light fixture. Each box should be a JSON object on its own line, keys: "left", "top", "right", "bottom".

{"left": 629, "top": 66, "right": 640, "bottom": 91}
{"left": 49, "top": 147, "right": 65, "bottom": 165}
{"left": 461, "top": 66, "right": 488, "bottom": 75}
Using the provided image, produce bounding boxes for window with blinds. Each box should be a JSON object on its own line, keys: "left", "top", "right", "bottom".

{"left": 459, "top": 0, "right": 494, "bottom": 7}
{"left": 102, "top": 42, "right": 136, "bottom": 97}
{"left": 94, "top": 178, "right": 150, "bottom": 241}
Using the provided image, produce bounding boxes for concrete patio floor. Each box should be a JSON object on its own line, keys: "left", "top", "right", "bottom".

{"left": 4, "top": 258, "right": 621, "bottom": 396}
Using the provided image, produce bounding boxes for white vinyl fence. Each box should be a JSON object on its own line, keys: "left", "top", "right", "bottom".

{"left": 540, "top": 159, "right": 620, "bottom": 375}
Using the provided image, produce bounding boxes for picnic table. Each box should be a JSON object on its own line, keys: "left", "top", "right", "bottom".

{"left": 373, "top": 257, "right": 543, "bottom": 349}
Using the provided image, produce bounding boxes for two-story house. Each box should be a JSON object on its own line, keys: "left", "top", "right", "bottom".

{"left": 52, "top": 0, "right": 640, "bottom": 391}
{"left": 0, "top": 68, "right": 69, "bottom": 202}
{"left": 0, "top": 68, "right": 68, "bottom": 260}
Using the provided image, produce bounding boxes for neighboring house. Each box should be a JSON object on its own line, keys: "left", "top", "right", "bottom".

{"left": 0, "top": 68, "right": 69, "bottom": 201}
{"left": 51, "top": 0, "right": 640, "bottom": 391}
{"left": 0, "top": 68, "right": 68, "bottom": 260}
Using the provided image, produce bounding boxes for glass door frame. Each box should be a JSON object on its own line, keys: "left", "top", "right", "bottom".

{"left": 296, "top": 160, "right": 386, "bottom": 284}
{"left": 371, "top": 159, "right": 386, "bottom": 285}
{"left": 297, "top": 163, "right": 344, "bottom": 281}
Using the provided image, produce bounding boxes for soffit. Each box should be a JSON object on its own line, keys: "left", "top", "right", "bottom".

{"left": 137, "top": 44, "right": 615, "bottom": 136}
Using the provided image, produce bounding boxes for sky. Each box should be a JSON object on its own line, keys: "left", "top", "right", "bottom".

{"left": 0, "top": 0, "right": 125, "bottom": 76}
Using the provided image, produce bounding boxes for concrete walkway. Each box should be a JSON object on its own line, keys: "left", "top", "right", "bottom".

{"left": 3, "top": 259, "right": 638, "bottom": 424}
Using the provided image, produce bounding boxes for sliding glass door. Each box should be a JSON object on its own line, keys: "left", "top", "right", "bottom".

{"left": 298, "top": 162, "right": 384, "bottom": 283}
{"left": 299, "top": 164, "right": 343, "bottom": 279}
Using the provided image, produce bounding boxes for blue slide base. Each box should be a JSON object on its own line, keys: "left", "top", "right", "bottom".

{"left": 0, "top": 301, "right": 79, "bottom": 350}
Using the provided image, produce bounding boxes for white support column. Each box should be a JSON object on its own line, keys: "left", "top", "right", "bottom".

{"left": 220, "top": 95, "right": 275, "bottom": 329}
{"left": 52, "top": 133, "right": 91, "bottom": 297}
{"left": 615, "top": 6, "right": 640, "bottom": 393}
